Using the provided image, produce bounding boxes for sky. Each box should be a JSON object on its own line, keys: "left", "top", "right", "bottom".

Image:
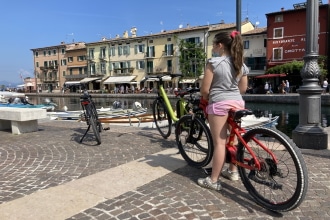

{"left": 0, "top": 0, "right": 315, "bottom": 85}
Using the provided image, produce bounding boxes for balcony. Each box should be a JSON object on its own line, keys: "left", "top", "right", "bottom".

{"left": 146, "top": 67, "right": 173, "bottom": 74}
{"left": 65, "top": 74, "right": 87, "bottom": 79}
{"left": 113, "top": 67, "right": 134, "bottom": 75}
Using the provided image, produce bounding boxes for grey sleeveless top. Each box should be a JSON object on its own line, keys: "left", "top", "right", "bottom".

{"left": 208, "top": 56, "right": 249, "bottom": 103}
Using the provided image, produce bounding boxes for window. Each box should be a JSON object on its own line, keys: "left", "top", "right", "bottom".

{"left": 53, "top": 49, "right": 56, "bottom": 55}
{"left": 100, "top": 47, "right": 106, "bottom": 58}
{"left": 48, "top": 50, "right": 51, "bottom": 56}
{"left": 35, "top": 51, "right": 39, "bottom": 57}
{"left": 123, "top": 45, "right": 130, "bottom": 55}
{"left": 79, "top": 68, "right": 83, "bottom": 75}
{"left": 110, "top": 46, "right": 116, "bottom": 56}
{"left": 118, "top": 45, "right": 123, "bottom": 56}
{"left": 136, "top": 60, "right": 145, "bottom": 69}
{"left": 100, "top": 62, "right": 106, "bottom": 74}
{"left": 186, "top": 37, "right": 200, "bottom": 44}
{"left": 149, "top": 40, "right": 153, "bottom": 43}
{"left": 147, "top": 61, "right": 153, "bottom": 73}
{"left": 275, "top": 15, "right": 283, "bottom": 22}
{"left": 264, "top": 39, "right": 267, "bottom": 47}
{"left": 164, "top": 44, "right": 174, "bottom": 56}
{"left": 68, "top": 57, "right": 73, "bottom": 62}
{"left": 43, "top": 61, "right": 48, "bottom": 67}
{"left": 274, "top": 27, "right": 283, "bottom": 39}
{"left": 61, "top": 59, "right": 67, "bottom": 66}
{"left": 78, "top": 56, "right": 85, "bottom": 61}
{"left": 243, "top": 41, "right": 249, "bottom": 49}
{"left": 43, "top": 51, "right": 46, "bottom": 56}
{"left": 167, "top": 60, "right": 172, "bottom": 72}
{"left": 167, "top": 38, "right": 171, "bottom": 41}
{"left": 62, "top": 71, "right": 66, "bottom": 76}
{"left": 36, "top": 62, "right": 39, "bottom": 67}
{"left": 61, "top": 48, "right": 65, "bottom": 54}
{"left": 88, "top": 49, "right": 94, "bottom": 59}
{"left": 69, "top": 69, "right": 73, "bottom": 75}
{"left": 135, "top": 44, "right": 145, "bottom": 54}
{"left": 273, "top": 48, "right": 283, "bottom": 60}
{"left": 89, "top": 63, "right": 96, "bottom": 75}
{"left": 146, "top": 46, "right": 155, "bottom": 57}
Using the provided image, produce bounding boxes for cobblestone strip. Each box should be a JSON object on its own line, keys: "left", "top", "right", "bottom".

{"left": 0, "top": 121, "right": 174, "bottom": 204}
{"left": 68, "top": 150, "right": 330, "bottom": 220}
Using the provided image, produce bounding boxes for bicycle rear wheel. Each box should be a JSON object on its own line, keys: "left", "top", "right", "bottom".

{"left": 152, "top": 99, "right": 172, "bottom": 139}
{"left": 86, "top": 105, "right": 101, "bottom": 145}
{"left": 236, "top": 127, "right": 308, "bottom": 212}
{"left": 175, "top": 115, "right": 213, "bottom": 168}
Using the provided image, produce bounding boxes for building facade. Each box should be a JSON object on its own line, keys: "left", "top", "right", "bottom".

{"left": 266, "top": 3, "right": 329, "bottom": 69}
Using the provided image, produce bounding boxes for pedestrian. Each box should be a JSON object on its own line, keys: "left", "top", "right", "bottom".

{"left": 198, "top": 31, "right": 248, "bottom": 191}
{"left": 286, "top": 80, "right": 290, "bottom": 93}
{"left": 264, "top": 82, "right": 269, "bottom": 94}
{"left": 322, "top": 78, "right": 328, "bottom": 94}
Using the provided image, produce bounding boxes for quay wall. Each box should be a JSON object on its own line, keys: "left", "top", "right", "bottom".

{"left": 26, "top": 92, "right": 330, "bottom": 106}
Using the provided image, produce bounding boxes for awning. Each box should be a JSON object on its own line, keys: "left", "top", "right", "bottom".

{"left": 254, "top": 73, "right": 287, "bottom": 79}
{"left": 65, "top": 81, "right": 81, "bottom": 85}
{"left": 179, "top": 79, "right": 197, "bottom": 84}
{"left": 103, "top": 76, "right": 136, "bottom": 84}
{"left": 144, "top": 76, "right": 172, "bottom": 82}
{"left": 248, "top": 70, "right": 265, "bottom": 77}
{"left": 17, "top": 84, "right": 25, "bottom": 88}
{"left": 80, "top": 77, "right": 100, "bottom": 83}
{"left": 25, "top": 82, "right": 33, "bottom": 87}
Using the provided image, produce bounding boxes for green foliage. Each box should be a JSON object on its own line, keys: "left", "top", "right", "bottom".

{"left": 178, "top": 39, "right": 207, "bottom": 78}
{"left": 266, "top": 58, "right": 328, "bottom": 77}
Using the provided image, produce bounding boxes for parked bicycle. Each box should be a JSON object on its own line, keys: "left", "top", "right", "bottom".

{"left": 80, "top": 91, "right": 103, "bottom": 144}
{"left": 149, "top": 74, "right": 213, "bottom": 168}
{"left": 202, "top": 108, "right": 308, "bottom": 212}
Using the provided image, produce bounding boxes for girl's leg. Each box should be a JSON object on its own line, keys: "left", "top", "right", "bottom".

{"left": 208, "top": 114, "right": 228, "bottom": 183}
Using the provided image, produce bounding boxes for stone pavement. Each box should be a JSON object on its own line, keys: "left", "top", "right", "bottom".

{"left": 0, "top": 119, "right": 330, "bottom": 219}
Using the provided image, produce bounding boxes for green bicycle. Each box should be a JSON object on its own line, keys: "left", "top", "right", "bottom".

{"left": 148, "top": 74, "right": 213, "bottom": 167}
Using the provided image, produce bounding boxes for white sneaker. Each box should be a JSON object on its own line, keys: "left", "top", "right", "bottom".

{"left": 221, "top": 168, "right": 239, "bottom": 181}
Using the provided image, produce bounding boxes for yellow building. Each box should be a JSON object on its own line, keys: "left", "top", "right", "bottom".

{"left": 31, "top": 21, "right": 255, "bottom": 93}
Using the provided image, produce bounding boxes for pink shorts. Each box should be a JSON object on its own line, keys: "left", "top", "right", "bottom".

{"left": 206, "top": 100, "right": 245, "bottom": 116}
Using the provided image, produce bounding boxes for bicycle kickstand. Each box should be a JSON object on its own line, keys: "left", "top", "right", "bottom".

{"left": 80, "top": 125, "right": 91, "bottom": 143}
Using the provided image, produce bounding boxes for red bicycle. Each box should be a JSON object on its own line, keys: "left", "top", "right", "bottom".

{"left": 205, "top": 108, "right": 308, "bottom": 212}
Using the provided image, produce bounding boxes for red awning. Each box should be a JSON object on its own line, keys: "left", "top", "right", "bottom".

{"left": 254, "top": 73, "right": 287, "bottom": 78}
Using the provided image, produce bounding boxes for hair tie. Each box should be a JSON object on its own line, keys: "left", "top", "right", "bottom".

{"left": 230, "top": 31, "right": 240, "bottom": 39}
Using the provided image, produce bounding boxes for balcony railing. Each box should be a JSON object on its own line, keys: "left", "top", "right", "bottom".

{"left": 146, "top": 67, "right": 173, "bottom": 74}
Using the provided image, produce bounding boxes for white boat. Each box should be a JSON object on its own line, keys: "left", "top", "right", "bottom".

{"left": 241, "top": 114, "right": 279, "bottom": 129}
{"left": 48, "top": 107, "right": 148, "bottom": 120}
{"left": 0, "top": 91, "right": 25, "bottom": 103}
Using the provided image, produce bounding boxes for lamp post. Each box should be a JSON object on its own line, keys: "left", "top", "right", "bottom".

{"left": 292, "top": 0, "right": 327, "bottom": 149}
{"left": 236, "top": 0, "right": 241, "bottom": 32}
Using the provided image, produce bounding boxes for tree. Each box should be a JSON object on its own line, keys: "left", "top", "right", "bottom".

{"left": 178, "top": 39, "right": 206, "bottom": 78}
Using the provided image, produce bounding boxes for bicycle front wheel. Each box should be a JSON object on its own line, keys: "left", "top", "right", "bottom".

{"left": 86, "top": 105, "right": 101, "bottom": 145}
{"left": 175, "top": 115, "right": 213, "bottom": 168}
{"left": 236, "top": 127, "right": 308, "bottom": 212}
{"left": 152, "top": 99, "right": 172, "bottom": 139}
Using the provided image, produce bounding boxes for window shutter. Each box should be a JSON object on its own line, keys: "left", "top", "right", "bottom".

{"left": 135, "top": 45, "right": 138, "bottom": 54}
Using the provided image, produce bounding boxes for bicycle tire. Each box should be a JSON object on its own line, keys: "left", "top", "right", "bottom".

{"left": 152, "top": 99, "right": 172, "bottom": 139}
{"left": 86, "top": 104, "right": 101, "bottom": 145}
{"left": 175, "top": 115, "right": 213, "bottom": 168}
{"left": 236, "top": 127, "right": 308, "bottom": 212}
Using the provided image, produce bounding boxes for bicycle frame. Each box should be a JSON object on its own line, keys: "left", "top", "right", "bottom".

{"left": 226, "top": 109, "right": 278, "bottom": 171}
{"left": 157, "top": 83, "right": 186, "bottom": 123}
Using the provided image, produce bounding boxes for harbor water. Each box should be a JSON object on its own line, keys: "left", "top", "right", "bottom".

{"left": 28, "top": 95, "right": 330, "bottom": 138}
